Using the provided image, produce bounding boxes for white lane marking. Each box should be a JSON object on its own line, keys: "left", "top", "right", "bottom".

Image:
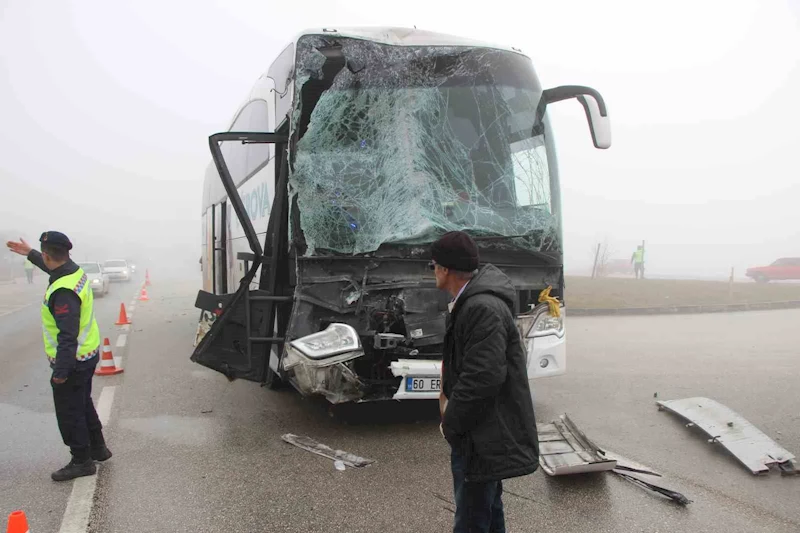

{"left": 58, "top": 473, "right": 97, "bottom": 533}
{"left": 97, "top": 385, "right": 116, "bottom": 426}
{"left": 59, "top": 385, "right": 115, "bottom": 533}
{"left": 116, "top": 334, "right": 127, "bottom": 348}
{"left": 0, "top": 302, "right": 34, "bottom": 318}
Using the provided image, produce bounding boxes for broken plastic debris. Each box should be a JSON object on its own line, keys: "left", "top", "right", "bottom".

{"left": 536, "top": 414, "right": 616, "bottom": 476}
{"left": 600, "top": 449, "right": 692, "bottom": 505}
{"left": 334, "top": 460, "right": 346, "bottom": 471}
{"left": 281, "top": 433, "right": 375, "bottom": 468}
{"left": 657, "top": 397, "right": 797, "bottom": 476}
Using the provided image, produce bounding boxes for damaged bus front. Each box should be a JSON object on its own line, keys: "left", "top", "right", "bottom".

{"left": 191, "top": 28, "right": 610, "bottom": 404}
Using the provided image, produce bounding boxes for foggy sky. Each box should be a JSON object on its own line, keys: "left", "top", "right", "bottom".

{"left": 1, "top": 0, "right": 798, "bottom": 279}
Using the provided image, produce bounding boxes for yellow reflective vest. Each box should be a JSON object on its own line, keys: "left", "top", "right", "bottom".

{"left": 41, "top": 268, "right": 100, "bottom": 361}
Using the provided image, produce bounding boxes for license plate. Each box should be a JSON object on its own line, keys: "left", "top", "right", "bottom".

{"left": 405, "top": 376, "right": 441, "bottom": 392}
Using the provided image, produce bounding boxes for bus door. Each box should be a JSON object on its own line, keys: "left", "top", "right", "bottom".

{"left": 213, "top": 202, "right": 228, "bottom": 294}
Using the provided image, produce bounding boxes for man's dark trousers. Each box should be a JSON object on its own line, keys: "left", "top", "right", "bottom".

{"left": 451, "top": 447, "right": 505, "bottom": 533}
{"left": 51, "top": 361, "right": 102, "bottom": 461}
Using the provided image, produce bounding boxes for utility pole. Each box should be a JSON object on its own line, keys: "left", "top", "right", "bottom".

{"left": 591, "top": 243, "right": 601, "bottom": 279}
{"left": 641, "top": 239, "right": 646, "bottom": 279}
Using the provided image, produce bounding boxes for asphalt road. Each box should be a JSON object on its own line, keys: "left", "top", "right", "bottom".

{"left": 2, "top": 275, "right": 799, "bottom": 532}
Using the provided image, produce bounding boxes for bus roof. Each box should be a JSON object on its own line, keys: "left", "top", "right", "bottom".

{"left": 291, "top": 27, "right": 527, "bottom": 56}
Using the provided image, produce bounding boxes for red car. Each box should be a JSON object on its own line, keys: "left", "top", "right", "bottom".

{"left": 745, "top": 258, "right": 800, "bottom": 283}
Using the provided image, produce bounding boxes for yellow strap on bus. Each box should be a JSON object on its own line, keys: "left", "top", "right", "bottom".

{"left": 538, "top": 286, "right": 561, "bottom": 318}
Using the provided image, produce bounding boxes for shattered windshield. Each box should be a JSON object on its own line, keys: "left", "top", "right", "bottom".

{"left": 290, "top": 36, "right": 559, "bottom": 256}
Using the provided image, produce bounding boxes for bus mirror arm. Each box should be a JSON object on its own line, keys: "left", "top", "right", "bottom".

{"left": 534, "top": 86, "right": 611, "bottom": 149}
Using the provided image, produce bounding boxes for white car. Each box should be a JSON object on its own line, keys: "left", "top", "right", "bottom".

{"left": 103, "top": 259, "right": 131, "bottom": 282}
{"left": 78, "top": 262, "right": 110, "bottom": 297}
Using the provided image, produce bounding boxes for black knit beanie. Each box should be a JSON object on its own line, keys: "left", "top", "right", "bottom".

{"left": 431, "top": 231, "right": 479, "bottom": 272}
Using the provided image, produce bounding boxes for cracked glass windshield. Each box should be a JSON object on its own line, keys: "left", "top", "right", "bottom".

{"left": 290, "top": 36, "right": 559, "bottom": 256}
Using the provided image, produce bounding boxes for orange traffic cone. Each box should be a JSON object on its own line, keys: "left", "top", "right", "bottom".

{"left": 6, "top": 510, "right": 30, "bottom": 533}
{"left": 95, "top": 338, "right": 123, "bottom": 376}
{"left": 115, "top": 303, "right": 131, "bottom": 325}
{"left": 145, "top": 269, "right": 151, "bottom": 286}
{"left": 138, "top": 286, "right": 150, "bottom": 302}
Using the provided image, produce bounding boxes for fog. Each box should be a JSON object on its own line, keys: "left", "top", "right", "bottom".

{"left": 1, "top": 0, "right": 798, "bottom": 281}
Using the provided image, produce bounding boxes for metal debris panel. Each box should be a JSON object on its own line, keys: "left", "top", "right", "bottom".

{"left": 536, "top": 415, "right": 616, "bottom": 476}
{"left": 600, "top": 449, "right": 692, "bottom": 505}
{"left": 281, "top": 434, "right": 375, "bottom": 468}
{"left": 657, "top": 397, "right": 796, "bottom": 475}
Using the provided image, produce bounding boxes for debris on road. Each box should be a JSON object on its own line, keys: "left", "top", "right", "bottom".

{"left": 657, "top": 397, "right": 797, "bottom": 476}
{"left": 334, "top": 460, "right": 346, "bottom": 471}
{"left": 537, "top": 415, "right": 692, "bottom": 505}
{"left": 281, "top": 433, "right": 375, "bottom": 468}
{"left": 536, "top": 414, "right": 617, "bottom": 475}
{"left": 600, "top": 449, "right": 692, "bottom": 505}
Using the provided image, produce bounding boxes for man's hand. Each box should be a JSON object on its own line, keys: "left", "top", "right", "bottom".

{"left": 6, "top": 238, "right": 32, "bottom": 256}
{"left": 52, "top": 376, "right": 67, "bottom": 384}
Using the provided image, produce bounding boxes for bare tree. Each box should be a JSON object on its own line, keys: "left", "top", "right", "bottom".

{"left": 591, "top": 238, "right": 614, "bottom": 278}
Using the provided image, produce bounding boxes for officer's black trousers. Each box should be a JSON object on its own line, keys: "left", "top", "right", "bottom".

{"left": 51, "top": 362, "right": 103, "bottom": 462}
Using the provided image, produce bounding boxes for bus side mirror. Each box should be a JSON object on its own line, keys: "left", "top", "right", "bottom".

{"left": 577, "top": 94, "right": 611, "bottom": 149}
{"left": 536, "top": 86, "right": 612, "bottom": 149}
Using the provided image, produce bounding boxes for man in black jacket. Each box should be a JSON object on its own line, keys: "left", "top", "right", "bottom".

{"left": 432, "top": 231, "right": 539, "bottom": 533}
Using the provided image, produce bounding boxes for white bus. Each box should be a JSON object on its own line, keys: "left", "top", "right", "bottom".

{"left": 193, "top": 27, "right": 610, "bottom": 404}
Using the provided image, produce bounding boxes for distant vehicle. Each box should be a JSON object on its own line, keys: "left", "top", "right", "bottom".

{"left": 78, "top": 262, "right": 110, "bottom": 296}
{"left": 103, "top": 259, "right": 131, "bottom": 282}
{"left": 746, "top": 258, "right": 800, "bottom": 283}
{"left": 127, "top": 261, "right": 137, "bottom": 274}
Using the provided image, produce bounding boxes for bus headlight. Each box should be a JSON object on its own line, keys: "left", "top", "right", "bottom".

{"left": 531, "top": 311, "right": 564, "bottom": 338}
{"left": 291, "top": 323, "right": 360, "bottom": 358}
{"left": 284, "top": 323, "right": 364, "bottom": 370}
{"left": 517, "top": 305, "right": 565, "bottom": 339}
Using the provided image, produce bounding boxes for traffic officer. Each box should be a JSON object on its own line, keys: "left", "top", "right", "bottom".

{"left": 6, "top": 232, "right": 112, "bottom": 481}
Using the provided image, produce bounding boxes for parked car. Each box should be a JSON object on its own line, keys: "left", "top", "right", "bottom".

{"left": 103, "top": 259, "right": 131, "bottom": 282}
{"left": 78, "top": 262, "right": 110, "bottom": 296}
{"left": 745, "top": 258, "right": 800, "bottom": 283}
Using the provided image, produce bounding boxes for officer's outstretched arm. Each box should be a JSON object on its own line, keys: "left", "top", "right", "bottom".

{"left": 27, "top": 250, "right": 50, "bottom": 274}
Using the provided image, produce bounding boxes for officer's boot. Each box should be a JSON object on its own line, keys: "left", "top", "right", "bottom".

{"left": 90, "top": 429, "right": 113, "bottom": 462}
{"left": 51, "top": 449, "right": 96, "bottom": 482}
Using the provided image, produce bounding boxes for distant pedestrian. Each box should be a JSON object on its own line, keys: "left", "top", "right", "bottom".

{"left": 631, "top": 245, "right": 645, "bottom": 279}
{"left": 6, "top": 232, "right": 112, "bottom": 481}
{"left": 24, "top": 257, "right": 34, "bottom": 284}
{"left": 433, "top": 231, "right": 539, "bottom": 533}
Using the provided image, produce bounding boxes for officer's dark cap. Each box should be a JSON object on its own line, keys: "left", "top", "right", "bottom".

{"left": 40, "top": 231, "right": 73, "bottom": 251}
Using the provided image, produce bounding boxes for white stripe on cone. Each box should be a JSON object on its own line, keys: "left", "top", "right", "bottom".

{"left": 100, "top": 345, "right": 115, "bottom": 367}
